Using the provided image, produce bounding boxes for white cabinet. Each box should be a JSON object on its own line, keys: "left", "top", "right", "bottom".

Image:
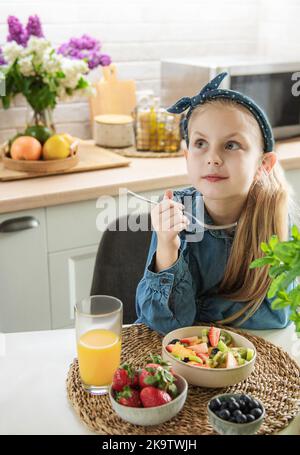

{"left": 0, "top": 209, "right": 51, "bottom": 333}
{"left": 48, "top": 245, "right": 98, "bottom": 329}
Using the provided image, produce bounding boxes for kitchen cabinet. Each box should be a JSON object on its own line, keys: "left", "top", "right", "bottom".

{"left": 0, "top": 208, "right": 51, "bottom": 332}
{"left": 0, "top": 186, "right": 186, "bottom": 332}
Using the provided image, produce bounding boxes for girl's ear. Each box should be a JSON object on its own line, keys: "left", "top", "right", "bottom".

{"left": 261, "top": 151, "right": 277, "bottom": 174}
{"left": 255, "top": 152, "right": 277, "bottom": 181}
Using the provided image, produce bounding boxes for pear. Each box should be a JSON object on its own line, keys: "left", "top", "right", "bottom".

{"left": 42, "top": 134, "right": 70, "bottom": 160}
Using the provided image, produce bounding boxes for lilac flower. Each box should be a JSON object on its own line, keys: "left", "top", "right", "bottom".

{"left": 0, "top": 46, "right": 6, "bottom": 65}
{"left": 26, "top": 15, "right": 44, "bottom": 39}
{"left": 7, "top": 16, "right": 28, "bottom": 47}
{"left": 57, "top": 34, "right": 111, "bottom": 70}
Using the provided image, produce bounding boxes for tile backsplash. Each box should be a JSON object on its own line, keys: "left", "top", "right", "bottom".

{"left": 0, "top": 0, "right": 299, "bottom": 143}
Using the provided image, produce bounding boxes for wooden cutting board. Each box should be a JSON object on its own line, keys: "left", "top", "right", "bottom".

{"left": 0, "top": 140, "right": 131, "bottom": 181}
{"left": 89, "top": 64, "right": 137, "bottom": 123}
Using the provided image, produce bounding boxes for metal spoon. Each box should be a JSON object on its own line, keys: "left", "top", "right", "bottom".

{"left": 126, "top": 189, "right": 238, "bottom": 231}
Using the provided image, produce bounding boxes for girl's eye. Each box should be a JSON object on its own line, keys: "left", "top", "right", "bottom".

{"left": 194, "top": 139, "right": 207, "bottom": 148}
{"left": 226, "top": 141, "right": 241, "bottom": 150}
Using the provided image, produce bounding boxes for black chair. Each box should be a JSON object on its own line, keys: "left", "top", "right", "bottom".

{"left": 90, "top": 212, "right": 153, "bottom": 323}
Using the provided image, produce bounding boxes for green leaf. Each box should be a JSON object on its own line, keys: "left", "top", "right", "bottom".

{"left": 249, "top": 256, "right": 274, "bottom": 269}
{"left": 271, "top": 298, "right": 288, "bottom": 310}
{"left": 292, "top": 224, "right": 300, "bottom": 240}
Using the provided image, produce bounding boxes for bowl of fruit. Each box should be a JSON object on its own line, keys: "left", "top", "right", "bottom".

{"left": 207, "top": 393, "right": 265, "bottom": 435}
{"left": 162, "top": 326, "right": 256, "bottom": 387}
{"left": 109, "top": 354, "right": 188, "bottom": 426}
{"left": 1, "top": 126, "right": 79, "bottom": 173}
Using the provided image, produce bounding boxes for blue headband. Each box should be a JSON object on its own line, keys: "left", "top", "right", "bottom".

{"left": 166, "top": 72, "right": 274, "bottom": 153}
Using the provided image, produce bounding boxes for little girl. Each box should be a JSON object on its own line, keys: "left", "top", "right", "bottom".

{"left": 135, "top": 72, "right": 299, "bottom": 336}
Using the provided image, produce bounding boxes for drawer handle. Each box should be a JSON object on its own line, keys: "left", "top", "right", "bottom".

{"left": 0, "top": 216, "right": 40, "bottom": 233}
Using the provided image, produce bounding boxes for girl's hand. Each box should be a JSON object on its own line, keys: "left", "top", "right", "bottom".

{"left": 151, "top": 189, "right": 190, "bottom": 250}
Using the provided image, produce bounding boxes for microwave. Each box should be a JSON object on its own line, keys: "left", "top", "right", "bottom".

{"left": 161, "top": 56, "right": 300, "bottom": 141}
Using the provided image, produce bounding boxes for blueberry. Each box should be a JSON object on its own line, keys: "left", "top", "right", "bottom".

{"left": 233, "top": 409, "right": 242, "bottom": 418}
{"left": 183, "top": 357, "right": 189, "bottom": 363}
{"left": 209, "top": 398, "right": 222, "bottom": 412}
{"left": 235, "top": 413, "right": 247, "bottom": 424}
{"left": 220, "top": 401, "right": 229, "bottom": 410}
{"left": 170, "top": 339, "right": 180, "bottom": 344}
{"left": 246, "top": 414, "right": 256, "bottom": 422}
{"left": 228, "top": 400, "right": 240, "bottom": 412}
{"left": 250, "top": 408, "right": 263, "bottom": 419}
{"left": 217, "top": 409, "right": 231, "bottom": 421}
{"left": 237, "top": 399, "right": 247, "bottom": 412}
{"left": 240, "top": 394, "right": 252, "bottom": 406}
{"left": 249, "top": 399, "right": 260, "bottom": 410}
{"left": 211, "top": 348, "right": 219, "bottom": 356}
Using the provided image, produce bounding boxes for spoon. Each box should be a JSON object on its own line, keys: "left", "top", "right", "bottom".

{"left": 126, "top": 189, "right": 238, "bottom": 231}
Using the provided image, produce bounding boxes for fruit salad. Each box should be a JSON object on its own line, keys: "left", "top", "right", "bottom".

{"left": 111, "top": 354, "right": 179, "bottom": 408}
{"left": 165, "top": 326, "right": 255, "bottom": 369}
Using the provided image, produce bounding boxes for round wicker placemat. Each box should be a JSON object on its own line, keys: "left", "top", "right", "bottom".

{"left": 66, "top": 323, "right": 300, "bottom": 435}
{"left": 109, "top": 147, "right": 184, "bottom": 158}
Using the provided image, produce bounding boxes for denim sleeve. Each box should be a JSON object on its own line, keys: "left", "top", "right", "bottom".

{"left": 134, "top": 230, "right": 196, "bottom": 335}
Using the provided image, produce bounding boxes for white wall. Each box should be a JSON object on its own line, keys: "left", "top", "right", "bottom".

{"left": 0, "top": 0, "right": 298, "bottom": 143}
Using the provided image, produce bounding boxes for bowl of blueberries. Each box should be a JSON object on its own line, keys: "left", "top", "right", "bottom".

{"left": 207, "top": 393, "right": 265, "bottom": 435}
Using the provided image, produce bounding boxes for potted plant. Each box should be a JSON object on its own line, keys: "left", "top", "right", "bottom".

{"left": 0, "top": 15, "right": 111, "bottom": 132}
{"left": 250, "top": 224, "right": 300, "bottom": 334}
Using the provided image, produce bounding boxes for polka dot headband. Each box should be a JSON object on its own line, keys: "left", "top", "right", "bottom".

{"left": 165, "top": 71, "right": 274, "bottom": 152}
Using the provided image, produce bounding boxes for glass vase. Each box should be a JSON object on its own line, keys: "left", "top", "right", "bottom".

{"left": 25, "top": 105, "right": 56, "bottom": 133}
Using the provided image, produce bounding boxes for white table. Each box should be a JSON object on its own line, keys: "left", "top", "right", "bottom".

{"left": 0, "top": 324, "right": 299, "bottom": 435}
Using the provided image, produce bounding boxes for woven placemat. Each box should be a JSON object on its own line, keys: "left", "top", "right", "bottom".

{"left": 66, "top": 323, "right": 300, "bottom": 435}
{"left": 104, "top": 145, "right": 184, "bottom": 158}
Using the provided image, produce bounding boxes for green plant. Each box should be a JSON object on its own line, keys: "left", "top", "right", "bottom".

{"left": 249, "top": 224, "right": 300, "bottom": 333}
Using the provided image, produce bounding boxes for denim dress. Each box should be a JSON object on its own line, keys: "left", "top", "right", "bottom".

{"left": 135, "top": 186, "right": 293, "bottom": 336}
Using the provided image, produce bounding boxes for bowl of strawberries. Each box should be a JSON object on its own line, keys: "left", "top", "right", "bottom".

{"left": 109, "top": 354, "right": 188, "bottom": 426}
{"left": 162, "top": 326, "right": 256, "bottom": 388}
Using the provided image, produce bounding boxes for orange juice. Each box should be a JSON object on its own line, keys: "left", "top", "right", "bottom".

{"left": 77, "top": 328, "right": 121, "bottom": 386}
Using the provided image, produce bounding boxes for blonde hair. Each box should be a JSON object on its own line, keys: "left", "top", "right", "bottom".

{"left": 188, "top": 98, "right": 300, "bottom": 326}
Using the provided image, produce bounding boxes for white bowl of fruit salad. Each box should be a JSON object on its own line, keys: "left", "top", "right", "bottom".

{"left": 162, "top": 326, "right": 256, "bottom": 388}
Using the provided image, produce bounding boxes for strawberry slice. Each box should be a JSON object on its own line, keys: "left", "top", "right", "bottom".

{"left": 208, "top": 327, "right": 221, "bottom": 347}
{"left": 226, "top": 351, "right": 238, "bottom": 368}
{"left": 180, "top": 336, "right": 199, "bottom": 345}
{"left": 186, "top": 342, "right": 208, "bottom": 354}
{"left": 197, "top": 353, "right": 210, "bottom": 363}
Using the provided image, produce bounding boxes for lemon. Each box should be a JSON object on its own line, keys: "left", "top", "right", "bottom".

{"left": 42, "top": 134, "right": 70, "bottom": 160}
{"left": 61, "top": 133, "right": 74, "bottom": 145}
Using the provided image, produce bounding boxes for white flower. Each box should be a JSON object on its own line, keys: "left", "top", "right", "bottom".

{"left": 2, "top": 41, "right": 24, "bottom": 65}
{"left": 18, "top": 55, "right": 35, "bottom": 77}
{"left": 26, "top": 36, "right": 51, "bottom": 55}
{"left": 60, "top": 57, "right": 89, "bottom": 89}
{"left": 42, "top": 49, "right": 63, "bottom": 75}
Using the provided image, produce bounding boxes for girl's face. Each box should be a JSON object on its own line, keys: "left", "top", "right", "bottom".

{"left": 185, "top": 103, "right": 264, "bottom": 199}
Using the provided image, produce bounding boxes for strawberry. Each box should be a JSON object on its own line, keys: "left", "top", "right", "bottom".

{"left": 115, "top": 386, "right": 142, "bottom": 407}
{"left": 140, "top": 386, "right": 172, "bottom": 408}
{"left": 186, "top": 342, "right": 208, "bottom": 354}
{"left": 208, "top": 326, "right": 221, "bottom": 347}
{"left": 197, "top": 353, "right": 210, "bottom": 363}
{"left": 226, "top": 351, "right": 238, "bottom": 368}
{"left": 180, "top": 336, "right": 199, "bottom": 346}
{"left": 112, "top": 363, "right": 139, "bottom": 391}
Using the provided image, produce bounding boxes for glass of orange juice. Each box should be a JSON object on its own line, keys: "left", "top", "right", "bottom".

{"left": 75, "top": 295, "right": 123, "bottom": 395}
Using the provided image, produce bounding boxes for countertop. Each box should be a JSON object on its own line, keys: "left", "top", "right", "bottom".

{"left": 0, "top": 137, "right": 300, "bottom": 215}
{"left": 0, "top": 324, "right": 299, "bottom": 435}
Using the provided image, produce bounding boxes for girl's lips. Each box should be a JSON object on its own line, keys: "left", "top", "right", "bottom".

{"left": 203, "top": 177, "right": 229, "bottom": 182}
